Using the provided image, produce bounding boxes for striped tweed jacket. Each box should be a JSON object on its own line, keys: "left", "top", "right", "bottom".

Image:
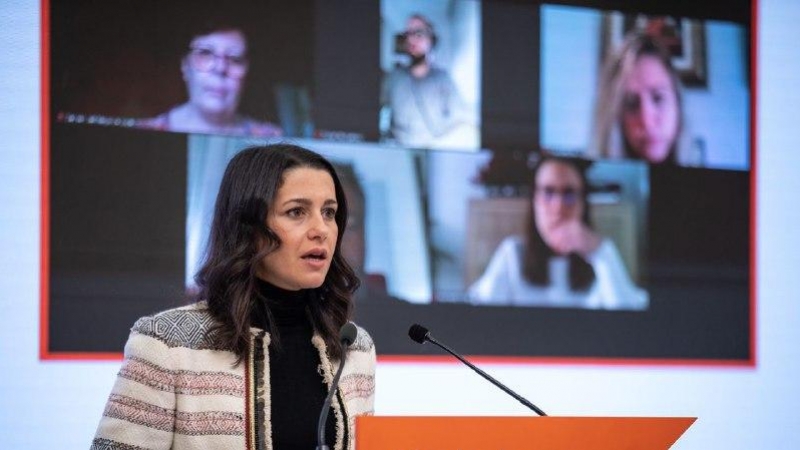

{"left": 91, "top": 302, "right": 376, "bottom": 450}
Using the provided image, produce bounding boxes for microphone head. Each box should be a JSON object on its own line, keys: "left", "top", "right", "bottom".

{"left": 408, "top": 324, "right": 430, "bottom": 344}
{"left": 339, "top": 321, "right": 358, "bottom": 346}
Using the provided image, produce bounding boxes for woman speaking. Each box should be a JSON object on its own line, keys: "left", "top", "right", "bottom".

{"left": 91, "top": 144, "right": 376, "bottom": 449}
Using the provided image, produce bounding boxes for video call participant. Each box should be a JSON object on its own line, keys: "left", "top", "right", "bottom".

{"left": 137, "top": 21, "right": 282, "bottom": 137}
{"left": 92, "top": 144, "right": 375, "bottom": 449}
{"left": 333, "top": 162, "right": 398, "bottom": 304}
{"left": 380, "top": 13, "right": 469, "bottom": 148}
{"left": 591, "top": 32, "right": 696, "bottom": 165}
{"left": 467, "top": 154, "right": 647, "bottom": 310}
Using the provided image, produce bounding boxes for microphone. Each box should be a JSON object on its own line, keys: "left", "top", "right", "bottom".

{"left": 316, "top": 321, "right": 358, "bottom": 450}
{"left": 408, "top": 324, "right": 547, "bottom": 416}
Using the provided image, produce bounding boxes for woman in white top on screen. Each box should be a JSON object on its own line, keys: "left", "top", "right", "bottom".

{"left": 138, "top": 21, "right": 282, "bottom": 137}
{"left": 467, "top": 155, "right": 647, "bottom": 310}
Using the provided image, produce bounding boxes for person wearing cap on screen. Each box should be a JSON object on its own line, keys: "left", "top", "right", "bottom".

{"left": 380, "top": 13, "right": 470, "bottom": 148}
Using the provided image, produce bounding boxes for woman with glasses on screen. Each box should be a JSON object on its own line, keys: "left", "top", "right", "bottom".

{"left": 590, "top": 32, "right": 698, "bottom": 165}
{"left": 138, "top": 23, "right": 282, "bottom": 137}
{"left": 91, "top": 144, "right": 374, "bottom": 449}
{"left": 467, "top": 155, "right": 647, "bottom": 310}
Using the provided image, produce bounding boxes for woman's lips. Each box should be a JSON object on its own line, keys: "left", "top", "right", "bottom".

{"left": 301, "top": 249, "right": 329, "bottom": 269}
{"left": 202, "top": 86, "right": 228, "bottom": 98}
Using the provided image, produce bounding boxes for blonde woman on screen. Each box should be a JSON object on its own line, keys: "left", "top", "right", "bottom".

{"left": 590, "top": 32, "right": 697, "bottom": 165}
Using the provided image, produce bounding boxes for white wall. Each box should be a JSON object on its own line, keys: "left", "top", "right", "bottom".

{"left": 2, "top": 0, "right": 799, "bottom": 448}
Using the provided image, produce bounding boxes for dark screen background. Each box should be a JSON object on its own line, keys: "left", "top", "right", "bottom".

{"left": 47, "top": 0, "right": 752, "bottom": 360}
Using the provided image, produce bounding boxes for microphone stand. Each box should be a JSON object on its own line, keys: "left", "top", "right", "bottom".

{"left": 316, "top": 322, "right": 357, "bottom": 450}
{"left": 315, "top": 359, "right": 347, "bottom": 450}
{"left": 425, "top": 333, "right": 547, "bottom": 417}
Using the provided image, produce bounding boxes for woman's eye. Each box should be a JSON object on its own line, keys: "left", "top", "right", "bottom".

{"left": 287, "top": 208, "right": 304, "bottom": 218}
{"left": 323, "top": 208, "right": 337, "bottom": 219}
{"left": 622, "top": 94, "right": 640, "bottom": 112}
{"left": 652, "top": 91, "right": 664, "bottom": 105}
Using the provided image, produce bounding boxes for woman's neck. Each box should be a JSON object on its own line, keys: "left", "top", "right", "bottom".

{"left": 253, "top": 278, "right": 310, "bottom": 328}
{"left": 169, "top": 103, "right": 241, "bottom": 133}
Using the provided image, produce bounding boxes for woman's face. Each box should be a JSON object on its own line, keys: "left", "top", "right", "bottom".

{"left": 257, "top": 167, "right": 339, "bottom": 290}
{"left": 182, "top": 29, "right": 248, "bottom": 120}
{"left": 620, "top": 55, "right": 680, "bottom": 163}
{"left": 533, "top": 160, "right": 585, "bottom": 249}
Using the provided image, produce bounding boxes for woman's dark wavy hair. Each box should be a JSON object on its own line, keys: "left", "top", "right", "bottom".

{"left": 194, "top": 144, "right": 359, "bottom": 363}
{"left": 522, "top": 154, "right": 596, "bottom": 291}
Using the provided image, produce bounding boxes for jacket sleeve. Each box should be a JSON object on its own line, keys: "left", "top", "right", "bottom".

{"left": 90, "top": 318, "right": 176, "bottom": 450}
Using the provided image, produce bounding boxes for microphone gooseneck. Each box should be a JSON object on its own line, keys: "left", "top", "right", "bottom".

{"left": 407, "top": 323, "right": 547, "bottom": 417}
{"left": 316, "top": 322, "right": 358, "bottom": 450}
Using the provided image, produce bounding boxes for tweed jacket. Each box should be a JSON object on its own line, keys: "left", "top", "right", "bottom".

{"left": 91, "top": 302, "right": 376, "bottom": 450}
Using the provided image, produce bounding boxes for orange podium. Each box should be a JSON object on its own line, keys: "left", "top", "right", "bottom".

{"left": 356, "top": 416, "right": 696, "bottom": 450}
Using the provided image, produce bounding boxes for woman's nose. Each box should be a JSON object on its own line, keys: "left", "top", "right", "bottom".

{"left": 210, "top": 56, "right": 231, "bottom": 74}
{"left": 550, "top": 196, "right": 571, "bottom": 214}
{"left": 308, "top": 214, "right": 331, "bottom": 241}
{"left": 637, "top": 98, "right": 659, "bottom": 130}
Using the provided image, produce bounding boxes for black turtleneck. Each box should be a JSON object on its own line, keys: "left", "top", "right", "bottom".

{"left": 252, "top": 279, "right": 336, "bottom": 450}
